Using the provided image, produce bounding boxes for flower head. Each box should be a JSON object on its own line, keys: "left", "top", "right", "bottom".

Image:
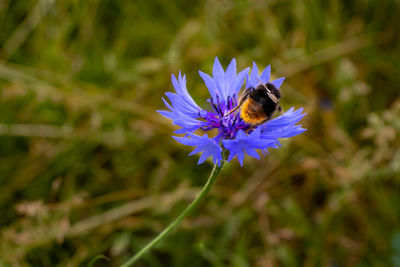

{"left": 158, "top": 57, "right": 306, "bottom": 166}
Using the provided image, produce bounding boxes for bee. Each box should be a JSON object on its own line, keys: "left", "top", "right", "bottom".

{"left": 229, "top": 81, "right": 283, "bottom": 126}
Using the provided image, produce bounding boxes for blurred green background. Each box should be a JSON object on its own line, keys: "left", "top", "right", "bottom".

{"left": 1, "top": 0, "right": 400, "bottom": 266}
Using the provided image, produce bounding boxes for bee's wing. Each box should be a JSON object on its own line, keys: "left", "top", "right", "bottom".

{"left": 267, "top": 92, "right": 279, "bottom": 103}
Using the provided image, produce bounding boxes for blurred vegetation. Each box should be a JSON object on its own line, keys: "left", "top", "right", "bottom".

{"left": 1, "top": 0, "right": 400, "bottom": 266}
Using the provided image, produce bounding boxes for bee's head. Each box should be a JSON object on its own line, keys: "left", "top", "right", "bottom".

{"left": 256, "top": 81, "right": 281, "bottom": 104}
{"left": 266, "top": 83, "right": 281, "bottom": 103}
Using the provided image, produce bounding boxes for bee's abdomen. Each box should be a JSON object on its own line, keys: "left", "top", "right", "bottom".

{"left": 240, "top": 98, "right": 267, "bottom": 125}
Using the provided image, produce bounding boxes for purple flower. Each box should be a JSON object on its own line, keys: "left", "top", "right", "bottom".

{"left": 158, "top": 57, "right": 306, "bottom": 166}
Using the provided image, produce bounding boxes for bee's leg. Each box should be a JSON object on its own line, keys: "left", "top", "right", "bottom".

{"left": 278, "top": 105, "right": 284, "bottom": 115}
{"left": 227, "top": 104, "right": 240, "bottom": 115}
{"left": 227, "top": 87, "right": 253, "bottom": 115}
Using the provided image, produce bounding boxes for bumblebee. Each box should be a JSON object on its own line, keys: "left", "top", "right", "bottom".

{"left": 229, "top": 82, "right": 283, "bottom": 126}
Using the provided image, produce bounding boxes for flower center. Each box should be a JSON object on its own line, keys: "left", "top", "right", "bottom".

{"left": 199, "top": 95, "right": 252, "bottom": 140}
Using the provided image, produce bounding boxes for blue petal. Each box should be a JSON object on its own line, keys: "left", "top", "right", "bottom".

{"left": 225, "top": 58, "right": 237, "bottom": 96}
{"left": 261, "top": 126, "right": 306, "bottom": 139}
{"left": 213, "top": 57, "right": 226, "bottom": 99}
{"left": 171, "top": 73, "right": 201, "bottom": 114}
{"left": 262, "top": 107, "right": 306, "bottom": 131}
{"left": 165, "top": 92, "right": 198, "bottom": 117}
{"left": 243, "top": 146, "right": 260, "bottom": 159}
{"left": 173, "top": 136, "right": 201, "bottom": 146}
{"left": 189, "top": 146, "right": 205, "bottom": 156}
{"left": 199, "top": 71, "right": 218, "bottom": 100}
{"left": 198, "top": 150, "right": 210, "bottom": 164}
{"left": 200, "top": 57, "right": 249, "bottom": 101}
{"left": 159, "top": 72, "right": 207, "bottom": 133}
{"left": 246, "top": 64, "right": 273, "bottom": 89}
{"left": 236, "top": 147, "right": 245, "bottom": 166}
{"left": 259, "top": 108, "right": 307, "bottom": 141}
{"left": 260, "top": 65, "right": 271, "bottom": 83}
{"left": 157, "top": 110, "right": 174, "bottom": 120}
{"left": 236, "top": 129, "right": 248, "bottom": 139}
{"left": 232, "top": 67, "right": 249, "bottom": 95}
{"left": 173, "top": 133, "right": 223, "bottom": 166}
{"left": 248, "top": 138, "right": 277, "bottom": 149}
{"left": 246, "top": 62, "right": 259, "bottom": 88}
{"left": 227, "top": 149, "right": 237, "bottom": 163}
{"left": 270, "top": 77, "right": 285, "bottom": 89}
{"left": 222, "top": 128, "right": 287, "bottom": 166}
{"left": 162, "top": 97, "right": 174, "bottom": 111}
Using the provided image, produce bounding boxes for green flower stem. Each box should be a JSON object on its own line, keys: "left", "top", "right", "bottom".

{"left": 120, "top": 161, "right": 225, "bottom": 267}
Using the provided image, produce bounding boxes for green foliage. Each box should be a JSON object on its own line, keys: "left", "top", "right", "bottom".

{"left": 0, "top": 0, "right": 399, "bottom": 266}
